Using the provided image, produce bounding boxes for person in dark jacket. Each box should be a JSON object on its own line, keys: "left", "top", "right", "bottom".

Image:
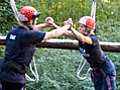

{"left": 63, "top": 16, "right": 116, "bottom": 90}
{"left": 0, "top": 6, "right": 72, "bottom": 90}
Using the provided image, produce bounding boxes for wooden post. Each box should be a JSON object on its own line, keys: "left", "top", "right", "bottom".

{"left": 0, "top": 36, "right": 120, "bottom": 52}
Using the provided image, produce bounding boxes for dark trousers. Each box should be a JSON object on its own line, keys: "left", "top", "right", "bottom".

{"left": 91, "top": 57, "right": 116, "bottom": 90}
{"left": 0, "top": 80, "right": 26, "bottom": 90}
{"left": 91, "top": 69, "right": 116, "bottom": 90}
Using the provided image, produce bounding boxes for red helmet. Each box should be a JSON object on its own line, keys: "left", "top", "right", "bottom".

{"left": 79, "top": 16, "right": 95, "bottom": 29}
{"left": 19, "top": 6, "right": 39, "bottom": 22}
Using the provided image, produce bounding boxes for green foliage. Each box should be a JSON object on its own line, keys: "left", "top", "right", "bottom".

{"left": 0, "top": 46, "right": 5, "bottom": 60}
{"left": 95, "top": 0, "right": 120, "bottom": 42}
{"left": 0, "top": 0, "right": 120, "bottom": 90}
{"left": 25, "top": 49, "right": 120, "bottom": 90}
{"left": 0, "top": 2, "right": 14, "bottom": 35}
{"left": 26, "top": 48, "right": 94, "bottom": 90}
{"left": 0, "top": 0, "right": 35, "bottom": 35}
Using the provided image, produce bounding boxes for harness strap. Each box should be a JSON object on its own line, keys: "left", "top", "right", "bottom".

{"left": 1, "top": 60, "right": 25, "bottom": 74}
{"left": 100, "top": 69, "right": 116, "bottom": 90}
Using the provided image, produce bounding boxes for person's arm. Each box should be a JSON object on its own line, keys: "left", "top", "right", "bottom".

{"left": 70, "top": 27, "right": 93, "bottom": 44}
{"left": 63, "top": 31, "right": 76, "bottom": 38}
{"left": 52, "top": 18, "right": 75, "bottom": 38}
{"left": 49, "top": 23, "right": 75, "bottom": 38}
{"left": 51, "top": 23, "right": 75, "bottom": 38}
{"left": 51, "top": 22, "right": 60, "bottom": 29}
{"left": 33, "top": 17, "right": 56, "bottom": 30}
{"left": 33, "top": 23, "right": 49, "bottom": 30}
{"left": 43, "top": 24, "right": 70, "bottom": 40}
{"left": 33, "top": 22, "right": 60, "bottom": 30}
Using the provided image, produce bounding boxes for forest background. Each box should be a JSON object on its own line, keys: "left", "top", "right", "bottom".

{"left": 0, "top": 0, "right": 120, "bottom": 90}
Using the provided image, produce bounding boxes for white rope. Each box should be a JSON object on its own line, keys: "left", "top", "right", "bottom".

{"left": 25, "top": 57, "right": 39, "bottom": 82}
{"left": 76, "top": 56, "right": 92, "bottom": 80}
{"left": 91, "top": 0, "right": 96, "bottom": 21}
{"left": 76, "top": 0, "right": 96, "bottom": 80}
{"left": 10, "top": 0, "right": 20, "bottom": 24}
{"left": 10, "top": 0, "right": 39, "bottom": 82}
{"left": 91, "top": 0, "right": 96, "bottom": 23}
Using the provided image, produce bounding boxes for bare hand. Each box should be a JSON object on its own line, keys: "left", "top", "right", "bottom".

{"left": 64, "top": 18, "right": 73, "bottom": 28}
{"left": 45, "top": 17, "right": 54, "bottom": 26}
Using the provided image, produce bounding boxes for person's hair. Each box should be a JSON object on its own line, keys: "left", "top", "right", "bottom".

{"left": 88, "top": 30, "right": 95, "bottom": 36}
{"left": 85, "top": 26, "right": 95, "bottom": 36}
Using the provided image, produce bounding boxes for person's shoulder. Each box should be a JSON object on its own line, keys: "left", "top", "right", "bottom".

{"left": 90, "top": 35, "right": 100, "bottom": 46}
{"left": 7, "top": 26, "right": 25, "bottom": 37}
{"left": 90, "top": 35, "right": 98, "bottom": 39}
{"left": 9, "top": 26, "right": 20, "bottom": 32}
{"left": 8, "top": 28, "right": 16, "bottom": 35}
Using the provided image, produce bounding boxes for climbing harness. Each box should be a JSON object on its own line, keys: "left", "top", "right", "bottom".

{"left": 76, "top": 0, "right": 96, "bottom": 80}
{"left": 10, "top": 0, "right": 39, "bottom": 82}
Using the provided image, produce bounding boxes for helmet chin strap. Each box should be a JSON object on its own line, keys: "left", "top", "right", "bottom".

{"left": 29, "top": 24, "right": 34, "bottom": 30}
{"left": 84, "top": 32, "right": 88, "bottom": 36}
{"left": 28, "top": 12, "right": 41, "bottom": 30}
{"left": 22, "top": 21, "right": 33, "bottom": 30}
{"left": 22, "top": 16, "right": 37, "bottom": 30}
{"left": 84, "top": 26, "right": 89, "bottom": 36}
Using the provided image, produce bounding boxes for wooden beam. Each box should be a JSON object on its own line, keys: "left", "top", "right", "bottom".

{"left": 0, "top": 36, "right": 120, "bottom": 52}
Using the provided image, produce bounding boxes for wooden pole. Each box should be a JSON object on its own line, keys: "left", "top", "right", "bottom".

{"left": 0, "top": 36, "right": 120, "bottom": 52}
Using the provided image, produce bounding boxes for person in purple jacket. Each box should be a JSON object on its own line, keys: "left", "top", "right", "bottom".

{"left": 0, "top": 6, "right": 72, "bottom": 90}
{"left": 63, "top": 16, "right": 116, "bottom": 90}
